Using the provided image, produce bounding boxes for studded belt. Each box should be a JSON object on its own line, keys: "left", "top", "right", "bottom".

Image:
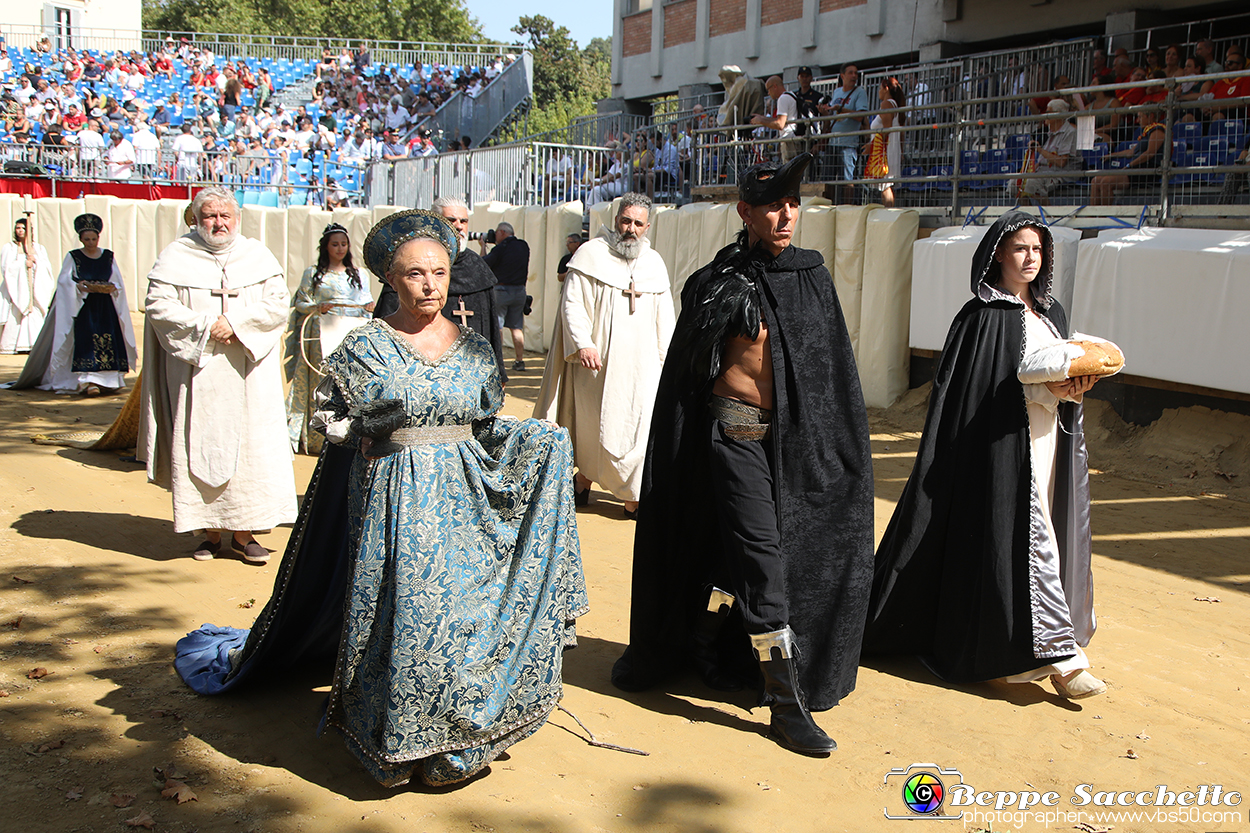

{"left": 709, "top": 395, "right": 772, "bottom": 442}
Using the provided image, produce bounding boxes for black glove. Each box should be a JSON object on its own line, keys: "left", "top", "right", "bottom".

{"left": 350, "top": 398, "right": 406, "bottom": 438}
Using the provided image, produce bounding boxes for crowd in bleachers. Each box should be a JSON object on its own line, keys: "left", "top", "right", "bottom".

{"left": 0, "top": 34, "right": 516, "bottom": 206}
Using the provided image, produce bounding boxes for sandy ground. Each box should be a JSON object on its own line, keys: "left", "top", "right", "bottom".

{"left": 1, "top": 325, "right": 1248, "bottom": 833}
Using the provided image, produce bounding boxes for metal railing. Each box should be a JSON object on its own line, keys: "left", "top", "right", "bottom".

{"left": 0, "top": 141, "right": 368, "bottom": 207}
{"left": 413, "top": 53, "right": 534, "bottom": 149}
{"left": 369, "top": 141, "right": 643, "bottom": 209}
{"left": 1, "top": 24, "right": 519, "bottom": 70}
{"left": 686, "top": 72, "right": 1250, "bottom": 224}
{"left": 509, "top": 111, "right": 650, "bottom": 149}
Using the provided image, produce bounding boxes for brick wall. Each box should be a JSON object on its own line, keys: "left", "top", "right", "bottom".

{"left": 762, "top": 0, "right": 804, "bottom": 26}
{"left": 622, "top": 11, "right": 652, "bottom": 57}
{"left": 664, "top": 0, "right": 697, "bottom": 47}
{"left": 709, "top": 0, "right": 746, "bottom": 38}
{"left": 819, "top": 0, "right": 866, "bottom": 12}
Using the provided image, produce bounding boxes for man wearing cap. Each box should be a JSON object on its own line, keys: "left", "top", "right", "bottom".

{"left": 827, "top": 63, "right": 869, "bottom": 202}
{"left": 612, "top": 153, "right": 873, "bottom": 757}
{"left": 139, "top": 186, "right": 296, "bottom": 564}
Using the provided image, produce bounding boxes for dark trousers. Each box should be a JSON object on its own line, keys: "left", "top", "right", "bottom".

{"left": 706, "top": 419, "right": 789, "bottom": 634}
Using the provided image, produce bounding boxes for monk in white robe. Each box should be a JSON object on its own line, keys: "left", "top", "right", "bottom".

{"left": 535, "top": 194, "right": 675, "bottom": 516}
{"left": 138, "top": 187, "right": 297, "bottom": 563}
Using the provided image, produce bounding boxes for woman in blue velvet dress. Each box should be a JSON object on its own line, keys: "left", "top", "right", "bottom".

{"left": 174, "top": 210, "right": 587, "bottom": 788}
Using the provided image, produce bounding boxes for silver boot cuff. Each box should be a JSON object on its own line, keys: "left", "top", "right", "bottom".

{"left": 707, "top": 587, "right": 736, "bottom": 614}
{"left": 749, "top": 626, "right": 796, "bottom": 662}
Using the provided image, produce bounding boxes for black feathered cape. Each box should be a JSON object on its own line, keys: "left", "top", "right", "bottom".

{"left": 374, "top": 248, "right": 506, "bottom": 382}
{"left": 613, "top": 241, "right": 875, "bottom": 711}
{"left": 864, "top": 212, "right": 1095, "bottom": 683}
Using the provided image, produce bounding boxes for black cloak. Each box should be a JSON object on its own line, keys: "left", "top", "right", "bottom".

{"left": 374, "top": 248, "right": 506, "bottom": 382}
{"left": 613, "top": 239, "right": 875, "bottom": 711}
{"left": 864, "top": 211, "right": 1095, "bottom": 683}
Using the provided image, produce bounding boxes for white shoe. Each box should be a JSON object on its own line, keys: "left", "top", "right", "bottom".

{"left": 1051, "top": 670, "right": 1107, "bottom": 699}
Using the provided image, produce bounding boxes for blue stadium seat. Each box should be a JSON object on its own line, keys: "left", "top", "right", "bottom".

{"left": 1082, "top": 146, "right": 1109, "bottom": 170}
{"left": 1176, "top": 122, "right": 1203, "bottom": 143}
{"left": 242, "top": 191, "right": 261, "bottom": 205}
{"left": 929, "top": 165, "right": 954, "bottom": 191}
{"left": 258, "top": 191, "right": 279, "bottom": 208}
{"left": 986, "top": 148, "right": 1010, "bottom": 164}
{"left": 959, "top": 150, "right": 980, "bottom": 166}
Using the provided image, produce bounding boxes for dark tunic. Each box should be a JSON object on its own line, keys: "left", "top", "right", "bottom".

{"left": 373, "top": 248, "right": 506, "bottom": 382}
{"left": 70, "top": 249, "right": 128, "bottom": 374}
{"left": 613, "top": 240, "right": 875, "bottom": 711}
{"left": 864, "top": 211, "right": 1095, "bottom": 683}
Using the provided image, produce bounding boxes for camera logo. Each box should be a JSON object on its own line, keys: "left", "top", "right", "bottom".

{"left": 884, "top": 763, "right": 965, "bottom": 821}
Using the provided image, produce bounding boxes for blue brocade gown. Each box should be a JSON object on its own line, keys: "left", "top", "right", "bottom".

{"left": 174, "top": 319, "right": 587, "bottom": 788}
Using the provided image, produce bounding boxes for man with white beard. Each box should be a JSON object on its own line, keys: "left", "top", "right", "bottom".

{"left": 138, "top": 186, "right": 297, "bottom": 564}
{"left": 535, "top": 193, "right": 674, "bottom": 518}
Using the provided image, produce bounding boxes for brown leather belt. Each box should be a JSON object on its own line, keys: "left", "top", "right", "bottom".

{"left": 709, "top": 395, "right": 772, "bottom": 441}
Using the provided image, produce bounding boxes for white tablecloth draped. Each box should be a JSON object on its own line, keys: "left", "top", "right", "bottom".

{"left": 1074, "top": 227, "right": 1250, "bottom": 395}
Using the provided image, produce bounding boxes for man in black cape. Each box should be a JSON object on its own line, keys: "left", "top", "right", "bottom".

{"left": 611, "top": 152, "right": 874, "bottom": 755}
{"left": 373, "top": 197, "right": 507, "bottom": 382}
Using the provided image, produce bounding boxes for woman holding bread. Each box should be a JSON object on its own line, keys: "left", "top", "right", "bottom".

{"left": 865, "top": 211, "right": 1122, "bottom": 701}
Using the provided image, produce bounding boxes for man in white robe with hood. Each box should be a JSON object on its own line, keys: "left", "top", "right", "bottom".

{"left": 138, "top": 186, "right": 297, "bottom": 563}
{"left": 535, "top": 193, "right": 675, "bottom": 518}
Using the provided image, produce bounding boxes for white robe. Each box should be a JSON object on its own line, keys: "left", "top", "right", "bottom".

{"left": 36, "top": 251, "right": 138, "bottom": 392}
{"left": 138, "top": 232, "right": 297, "bottom": 534}
{"left": 534, "top": 237, "right": 675, "bottom": 502}
{"left": 0, "top": 241, "right": 56, "bottom": 353}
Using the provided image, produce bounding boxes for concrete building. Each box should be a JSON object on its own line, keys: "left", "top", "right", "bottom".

{"left": 2, "top": 0, "right": 143, "bottom": 53}
{"left": 607, "top": 0, "right": 1245, "bottom": 106}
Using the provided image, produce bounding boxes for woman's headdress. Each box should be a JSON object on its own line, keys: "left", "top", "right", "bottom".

{"left": 362, "top": 209, "right": 459, "bottom": 278}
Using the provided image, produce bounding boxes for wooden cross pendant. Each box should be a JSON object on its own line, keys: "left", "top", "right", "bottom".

{"left": 452, "top": 295, "right": 474, "bottom": 327}
{"left": 623, "top": 280, "right": 642, "bottom": 315}
{"left": 211, "top": 284, "right": 239, "bottom": 312}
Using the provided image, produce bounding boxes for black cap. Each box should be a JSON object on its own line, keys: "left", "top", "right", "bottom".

{"left": 739, "top": 152, "right": 813, "bottom": 206}
{"left": 797, "top": 66, "right": 814, "bottom": 76}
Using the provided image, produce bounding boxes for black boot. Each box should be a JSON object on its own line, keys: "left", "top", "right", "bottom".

{"left": 752, "top": 628, "right": 836, "bottom": 756}
{"left": 690, "top": 587, "right": 746, "bottom": 692}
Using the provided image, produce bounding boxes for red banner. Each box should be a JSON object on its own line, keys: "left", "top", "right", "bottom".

{"left": 0, "top": 177, "right": 201, "bottom": 201}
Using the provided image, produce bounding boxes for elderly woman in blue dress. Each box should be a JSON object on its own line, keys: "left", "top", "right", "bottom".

{"left": 174, "top": 210, "right": 588, "bottom": 789}
{"left": 284, "top": 222, "right": 374, "bottom": 454}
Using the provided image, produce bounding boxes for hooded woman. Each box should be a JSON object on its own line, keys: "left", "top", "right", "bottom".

{"left": 865, "top": 212, "right": 1109, "bottom": 700}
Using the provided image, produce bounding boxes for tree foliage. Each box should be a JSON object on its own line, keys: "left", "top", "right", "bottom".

{"left": 142, "top": 0, "right": 483, "bottom": 45}
{"left": 501, "top": 16, "right": 611, "bottom": 141}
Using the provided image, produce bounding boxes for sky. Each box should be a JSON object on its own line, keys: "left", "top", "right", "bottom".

{"left": 467, "top": 0, "right": 613, "bottom": 51}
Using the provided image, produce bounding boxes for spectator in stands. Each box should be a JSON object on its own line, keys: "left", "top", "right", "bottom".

{"left": 1088, "top": 74, "right": 1122, "bottom": 144}
{"left": 1141, "top": 70, "right": 1169, "bottom": 105}
{"left": 40, "top": 101, "right": 62, "bottom": 133}
{"left": 865, "top": 76, "right": 906, "bottom": 208}
{"left": 1196, "top": 40, "right": 1222, "bottom": 75}
{"left": 668, "top": 119, "right": 692, "bottom": 182}
{"left": 293, "top": 118, "right": 317, "bottom": 152}
{"left": 0, "top": 45, "right": 11, "bottom": 75}
{"left": 354, "top": 44, "right": 371, "bottom": 75}
{"left": 752, "top": 75, "right": 799, "bottom": 162}
{"left": 1111, "top": 54, "right": 1133, "bottom": 85}
{"left": 1209, "top": 51, "right": 1250, "bottom": 121}
{"left": 1021, "top": 99, "right": 1079, "bottom": 206}
{"left": 14, "top": 77, "right": 36, "bottom": 108}
{"left": 77, "top": 119, "right": 106, "bottom": 174}
{"left": 1090, "top": 108, "right": 1165, "bottom": 205}
{"left": 106, "top": 130, "right": 135, "bottom": 180}
{"left": 1162, "top": 44, "right": 1184, "bottom": 79}
{"left": 716, "top": 65, "right": 766, "bottom": 138}
{"left": 317, "top": 47, "right": 337, "bottom": 80}
{"left": 132, "top": 123, "right": 160, "bottom": 178}
{"left": 1142, "top": 47, "right": 1162, "bottom": 74}
{"left": 414, "top": 92, "right": 436, "bottom": 118}
{"left": 221, "top": 75, "right": 243, "bottom": 123}
{"left": 384, "top": 96, "right": 409, "bottom": 133}
{"left": 586, "top": 141, "right": 625, "bottom": 206}
{"left": 1119, "top": 66, "right": 1149, "bottom": 106}
{"left": 379, "top": 127, "right": 407, "bottom": 161}
{"left": 1177, "top": 57, "right": 1213, "bottom": 115}
{"left": 172, "top": 122, "right": 204, "bottom": 181}
{"left": 62, "top": 103, "right": 87, "bottom": 134}
{"left": 828, "top": 63, "right": 869, "bottom": 202}
{"left": 340, "top": 127, "right": 377, "bottom": 164}
{"left": 408, "top": 127, "right": 437, "bottom": 158}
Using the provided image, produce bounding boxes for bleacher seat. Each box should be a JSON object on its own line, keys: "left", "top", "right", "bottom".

{"left": 929, "top": 165, "right": 954, "bottom": 191}
{"left": 1176, "top": 122, "right": 1203, "bottom": 144}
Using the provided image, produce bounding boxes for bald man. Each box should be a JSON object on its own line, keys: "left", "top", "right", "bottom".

{"left": 751, "top": 75, "right": 800, "bottom": 162}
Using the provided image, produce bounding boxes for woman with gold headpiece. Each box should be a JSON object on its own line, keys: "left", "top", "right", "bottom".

{"left": 283, "top": 222, "right": 375, "bottom": 455}
{"left": 174, "top": 210, "right": 587, "bottom": 789}
{"left": 8, "top": 213, "right": 137, "bottom": 393}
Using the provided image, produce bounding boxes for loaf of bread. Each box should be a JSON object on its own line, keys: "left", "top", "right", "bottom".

{"left": 78, "top": 282, "right": 116, "bottom": 294}
{"left": 1067, "top": 340, "right": 1124, "bottom": 377}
